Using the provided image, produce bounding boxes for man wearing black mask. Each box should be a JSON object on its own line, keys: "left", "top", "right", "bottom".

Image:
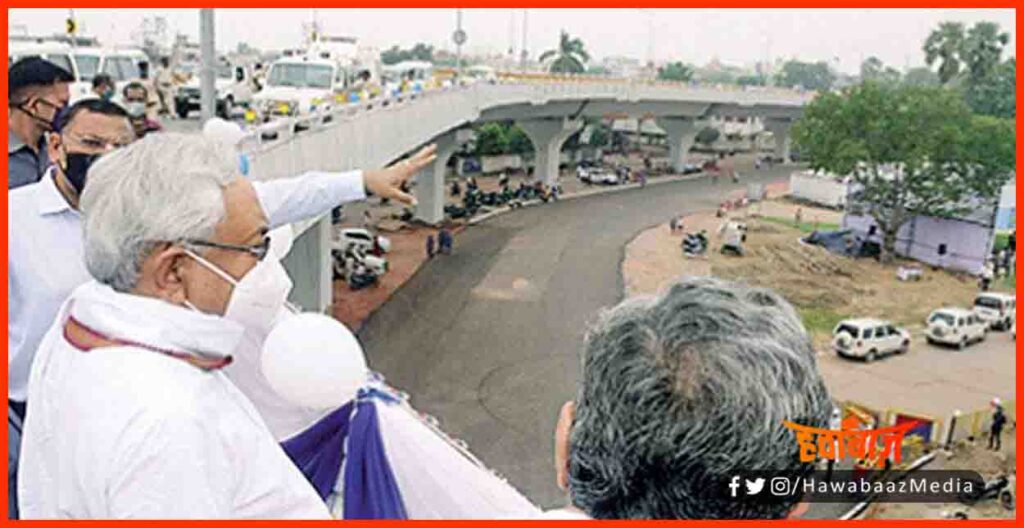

{"left": 7, "top": 98, "right": 132, "bottom": 519}
{"left": 8, "top": 57, "right": 73, "bottom": 189}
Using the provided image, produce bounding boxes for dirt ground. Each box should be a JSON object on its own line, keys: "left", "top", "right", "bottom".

{"left": 867, "top": 428, "right": 1017, "bottom": 520}
{"left": 624, "top": 198, "right": 1003, "bottom": 349}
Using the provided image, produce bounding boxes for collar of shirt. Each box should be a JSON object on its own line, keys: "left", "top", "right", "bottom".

{"left": 8, "top": 127, "right": 46, "bottom": 154}
{"left": 68, "top": 280, "right": 245, "bottom": 362}
{"left": 35, "top": 167, "right": 73, "bottom": 216}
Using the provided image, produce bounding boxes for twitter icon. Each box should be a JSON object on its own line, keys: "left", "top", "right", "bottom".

{"left": 744, "top": 478, "right": 766, "bottom": 495}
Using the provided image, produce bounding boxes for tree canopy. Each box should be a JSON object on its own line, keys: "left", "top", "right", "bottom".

{"left": 539, "top": 31, "right": 590, "bottom": 74}
{"left": 774, "top": 60, "right": 835, "bottom": 91}
{"left": 792, "top": 82, "right": 1015, "bottom": 259}
{"left": 657, "top": 61, "right": 695, "bottom": 82}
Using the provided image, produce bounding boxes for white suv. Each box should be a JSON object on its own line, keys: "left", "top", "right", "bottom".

{"left": 972, "top": 292, "right": 1016, "bottom": 331}
{"left": 832, "top": 318, "right": 910, "bottom": 362}
{"left": 926, "top": 308, "right": 988, "bottom": 349}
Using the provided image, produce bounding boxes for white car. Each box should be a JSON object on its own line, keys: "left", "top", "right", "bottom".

{"left": 972, "top": 292, "right": 1016, "bottom": 331}
{"left": 926, "top": 308, "right": 988, "bottom": 349}
{"left": 832, "top": 318, "right": 910, "bottom": 362}
{"left": 335, "top": 227, "right": 391, "bottom": 255}
{"left": 577, "top": 166, "right": 619, "bottom": 185}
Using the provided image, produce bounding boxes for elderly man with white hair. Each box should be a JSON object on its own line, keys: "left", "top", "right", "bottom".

{"left": 547, "top": 278, "right": 833, "bottom": 519}
{"left": 16, "top": 133, "right": 432, "bottom": 519}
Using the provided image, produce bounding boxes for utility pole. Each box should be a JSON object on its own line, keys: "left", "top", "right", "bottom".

{"left": 520, "top": 9, "right": 529, "bottom": 71}
{"left": 454, "top": 9, "right": 466, "bottom": 80}
{"left": 199, "top": 8, "right": 216, "bottom": 123}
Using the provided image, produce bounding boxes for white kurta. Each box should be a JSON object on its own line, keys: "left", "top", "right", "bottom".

{"left": 7, "top": 169, "right": 364, "bottom": 402}
{"left": 18, "top": 281, "right": 330, "bottom": 519}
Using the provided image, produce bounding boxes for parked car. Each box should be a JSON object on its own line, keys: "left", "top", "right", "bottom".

{"left": 972, "top": 292, "right": 1016, "bottom": 331}
{"left": 335, "top": 227, "right": 391, "bottom": 255}
{"left": 832, "top": 318, "right": 910, "bottom": 362}
{"left": 926, "top": 308, "right": 988, "bottom": 349}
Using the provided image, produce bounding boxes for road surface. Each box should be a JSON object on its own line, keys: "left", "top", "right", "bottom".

{"left": 358, "top": 164, "right": 792, "bottom": 508}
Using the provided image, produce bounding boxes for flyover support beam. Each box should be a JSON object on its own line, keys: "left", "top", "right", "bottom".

{"left": 519, "top": 118, "right": 584, "bottom": 185}
{"left": 764, "top": 118, "right": 794, "bottom": 162}
{"left": 656, "top": 117, "right": 698, "bottom": 173}
{"left": 414, "top": 128, "right": 474, "bottom": 225}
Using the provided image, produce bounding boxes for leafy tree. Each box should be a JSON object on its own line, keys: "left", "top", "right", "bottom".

{"left": 474, "top": 122, "right": 509, "bottom": 156}
{"left": 506, "top": 124, "right": 534, "bottom": 155}
{"left": 962, "top": 21, "right": 1011, "bottom": 82}
{"left": 736, "top": 74, "right": 766, "bottom": 87}
{"left": 793, "top": 82, "right": 1015, "bottom": 261}
{"left": 923, "top": 21, "right": 966, "bottom": 84}
{"left": 964, "top": 58, "right": 1016, "bottom": 119}
{"left": 774, "top": 60, "right": 835, "bottom": 91}
{"left": 859, "top": 56, "right": 901, "bottom": 85}
{"left": 539, "top": 30, "right": 590, "bottom": 74}
{"left": 657, "top": 61, "right": 694, "bottom": 82}
{"left": 695, "top": 126, "right": 720, "bottom": 146}
{"left": 902, "top": 67, "right": 940, "bottom": 87}
{"left": 381, "top": 43, "right": 435, "bottom": 65}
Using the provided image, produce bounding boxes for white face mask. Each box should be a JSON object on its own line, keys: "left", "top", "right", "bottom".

{"left": 125, "top": 101, "right": 147, "bottom": 118}
{"left": 184, "top": 247, "right": 295, "bottom": 336}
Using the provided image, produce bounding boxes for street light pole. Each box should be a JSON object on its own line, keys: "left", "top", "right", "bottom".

{"left": 199, "top": 8, "right": 216, "bottom": 123}
{"left": 456, "top": 9, "right": 463, "bottom": 79}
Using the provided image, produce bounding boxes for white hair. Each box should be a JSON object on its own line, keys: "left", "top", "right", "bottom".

{"left": 79, "top": 133, "right": 238, "bottom": 291}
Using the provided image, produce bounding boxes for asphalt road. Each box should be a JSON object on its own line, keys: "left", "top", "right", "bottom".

{"left": 357, "top": 165, "right": 794, "bottom": 508}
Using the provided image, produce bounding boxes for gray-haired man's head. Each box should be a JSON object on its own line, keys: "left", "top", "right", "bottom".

{"left": 554, "top": 277, "right": 832, "bottom": 519}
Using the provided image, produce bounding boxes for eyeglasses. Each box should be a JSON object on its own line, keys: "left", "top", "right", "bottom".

{"left": 183, "top": 236, "right": 271, "bottom": 261}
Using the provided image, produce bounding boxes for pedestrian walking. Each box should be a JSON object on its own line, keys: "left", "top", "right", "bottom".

{"left": 989, "top": 398, "right": 1007, "bottom": 451}
{"left": 980, "top": 260, "right": 995, "bottom": 291}
{"left": 362, "top": 209, "right": 373, "bottom": 229}
{"left": 438, "top": 228, "right": 454, "bottom": 255}
{"left": 669, "top": 216, "right": 678, "bottom": 233}
{"left": 794, "top": 207, "right": 803, "bottom": 227}
{"left": 426, "top": 234, "right": 436, "bottom": 259}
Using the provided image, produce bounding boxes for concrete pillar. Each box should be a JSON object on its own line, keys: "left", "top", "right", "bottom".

{"left": 656, "top": 117, "right": 698, "bottom": 173}
{"left": 519, "top": 118, "right": 584, "bottom": 185}
{"left": 414, "top": 128, "right": 474, "bottom": 225}
{"left": 765, "top": 118, "right": 793, "bottom": 162}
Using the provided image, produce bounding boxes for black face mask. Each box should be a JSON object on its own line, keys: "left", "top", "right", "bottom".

{"left": 17, "top": 99, "right": 67, "bottom": 132}
{"left": 60, "top": 149, "right": 101, "bottom": 195}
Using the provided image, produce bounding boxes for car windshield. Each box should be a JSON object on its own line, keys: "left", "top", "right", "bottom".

{"left": 929, "top": 312, "right": 955, "bottom": 326}
{"left": 835, "top": 324, "right": 860, "bottom": 338}
{"left": 267, "top": 63, "right": 333, "bottom": 89}
{"left": 974, "top": 297, "right": 1002, "bottom": 309}
{"left": 75, "top": 54, "right": 101, "bottom": 79}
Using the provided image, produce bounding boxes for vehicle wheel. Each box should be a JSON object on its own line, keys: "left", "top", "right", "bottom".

{"left": 175, "top": 104, "right": 190, "bottom": 119}
{"left": 865, "top": 350, "right": 878, "bottom": 363}
{"left": 999, "top": 490, "right": 1014, "bottom": 510}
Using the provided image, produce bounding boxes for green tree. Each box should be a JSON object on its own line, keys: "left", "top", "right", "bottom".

{"left": 474, "top": 122, "right": 509, "bottom": 156}
{"left": 657, "top": 61, "right": 694, "bottom": 82}
{"left": 381, "top": 43, "right": 435, "bottom": 65}
{"left": 736, "top": 74, "right": 766, "bottom": 87}
{"left": 961, "top": 21, "right": 1010, "bottom": 82}
{"left": 774, "top": 60, "right": 835, "bottom": 91}
{"left": 923, "top": 21, "right": 966, "bottom": 84}
{"left": 506, "top": 124, "right": 534, "bottom": 155}
{"left": 695, "top": 126, "right": 720, "bottom": 146}
{"left": 964, "top": 58, "right": 1016, "bottom": 119}
{"left": 792, "top": 82, "right": 1015, "bottom": 261}
{"left": 539, "top": 30, "right": 590, "bottom": 74}
{"left": 859, "top": 56, "right": 901, "bottom": 84}
{"left": 902, "top": 67, "right": 940, "bottom": 87}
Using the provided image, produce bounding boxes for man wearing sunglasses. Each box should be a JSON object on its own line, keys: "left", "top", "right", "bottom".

{"left": 8, "top": 57, "right": 73, "bottom": 190}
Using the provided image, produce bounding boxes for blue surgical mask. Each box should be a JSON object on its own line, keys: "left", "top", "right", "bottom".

{"left": 238, "top": 153, "right": 251, "bottom": 176}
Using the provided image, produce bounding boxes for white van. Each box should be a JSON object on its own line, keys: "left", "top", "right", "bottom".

{"left": 252, "top": 55, "right": 347, "bottom": 119}
{"left": 972, "top": 292, "right": 1016, "bottom": 331}
{"left": 9, "top": 42, "right": 148, "bottom": 104}
{"left": 926, "top": 308, "right": 988, "bottom": 349}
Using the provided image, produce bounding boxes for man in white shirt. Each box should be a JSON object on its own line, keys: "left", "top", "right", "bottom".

{"left": 18, "top": 133, "right": 430, "bottom": 518}
{"left": 8, "top": 102, "right": 434, "bottom": 516}
{"left": 547, "top": 278, "right": 830, "bottom": 519}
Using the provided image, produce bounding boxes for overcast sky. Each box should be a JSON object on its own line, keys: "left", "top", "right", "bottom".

{"left": 9, "top": 8, "right": 1016, "bottom": 74}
